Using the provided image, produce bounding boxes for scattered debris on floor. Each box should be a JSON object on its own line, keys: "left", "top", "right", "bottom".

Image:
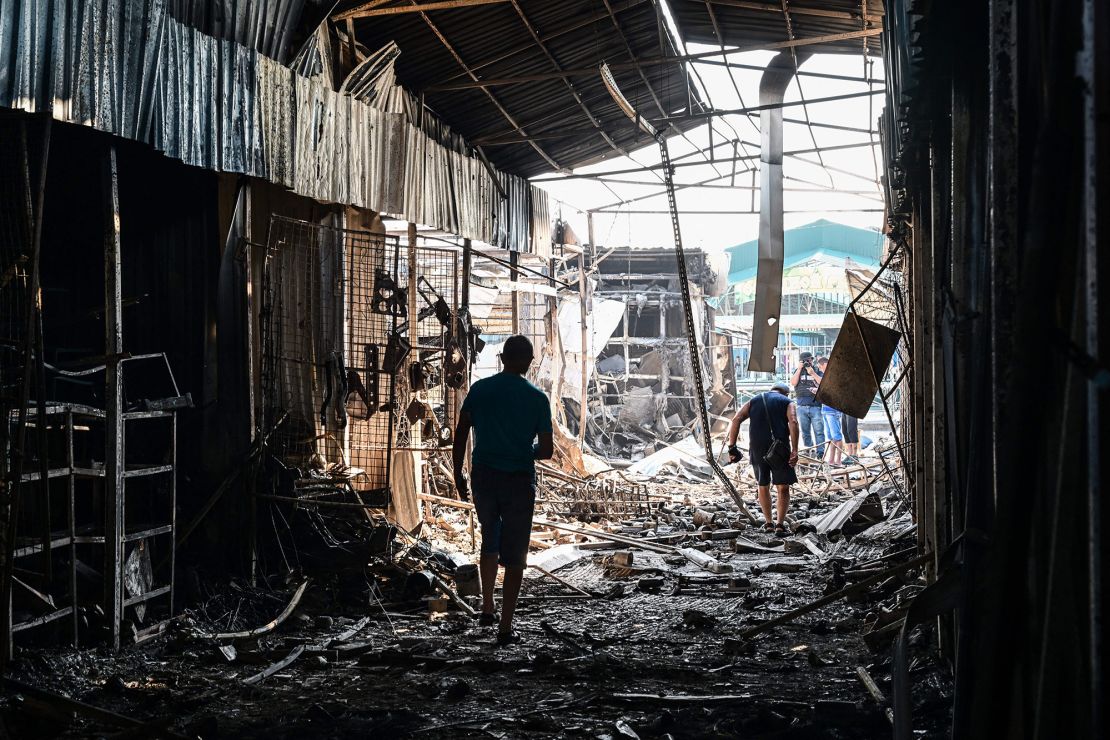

{"left": 1, "top": 451, "right": 952, "bottom": 738}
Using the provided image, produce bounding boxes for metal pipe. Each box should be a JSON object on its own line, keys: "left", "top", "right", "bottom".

{"left": 748, "top": 51, "right": 804, "bottom": 372}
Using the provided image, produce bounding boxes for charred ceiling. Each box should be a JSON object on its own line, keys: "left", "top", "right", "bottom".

{"left": 342, "top": 0, "right": 706, "bottom": 177}
{"left": 335, "top": 0, "right": 884, "bottom": 178}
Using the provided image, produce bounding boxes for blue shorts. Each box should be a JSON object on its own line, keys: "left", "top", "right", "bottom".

{"left": 470, "top": 464, "right": 536, "bottom": 568}
{"left": 823, "top": 409, "right": 844, "bottom": 442}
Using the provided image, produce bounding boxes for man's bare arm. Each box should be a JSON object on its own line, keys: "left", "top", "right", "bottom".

{"left": 727, "top": 400, "right": 752, "bottom": 447}
{"left": 787, "top": 402, "right": 800, "bottom": 466}
{"left": 452, "top": 410, "right": 473, "bottom": 499}
{"left": 534, "top": 432, "right": 554, "bottom": 460}
{"left": 790, "top": 365, "right": 803, "bottom": 386}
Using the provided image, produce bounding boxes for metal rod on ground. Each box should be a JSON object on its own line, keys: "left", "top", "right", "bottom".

{"left": 535, "top": 519, "right": 676, "bottom": 554}
{"left": 431, "top": 572, "right": 476, "bottom": 616}
{"left": 2, "top": 678, "right": 189, "bottom": 739}
{"left": 202, "top": 579, "right": 309, "bottom": 641}
{"left": 242, "top": 645, "right": 305, "bottom": 685}
{"left": 856, "top": 666, "right": 895, "bottom": 725}
{"left": 531, "top": 565, "right": 593, "bottom": 597}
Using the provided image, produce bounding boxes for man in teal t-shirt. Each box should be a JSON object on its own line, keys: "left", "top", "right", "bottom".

{"left": 453, "top": 335, "right": 553, "bottom": 644}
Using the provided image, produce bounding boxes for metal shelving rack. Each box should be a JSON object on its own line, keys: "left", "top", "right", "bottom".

{"left": 5, "top": 393, "right": 177, "bottom": 651}
{"left": 7, "top": 404, "right": 100, "bottom": 645}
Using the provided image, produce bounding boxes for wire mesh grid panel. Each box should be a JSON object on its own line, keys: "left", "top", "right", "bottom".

{"left": 261, "top": 216, "right": 399, "bottom": 494}
{"left": 393, "top": 242, "right": 459, "bottom": 450}
{"left": 346, "top": 229, "right": 404, "bottom": 492}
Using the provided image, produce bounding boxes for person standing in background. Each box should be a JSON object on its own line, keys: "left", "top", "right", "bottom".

{"left": 789, "top": 351, "right": 825, "bottom": 459}
{"left": 815, "top": 356, "right": 844, "bottom": 466}
{"left": 841, "top": 412, "right": 860, "bottom": 463}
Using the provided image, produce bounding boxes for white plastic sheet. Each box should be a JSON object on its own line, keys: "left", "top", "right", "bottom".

{"left": 539, "top": 298, "right": 626, "bottom": 396}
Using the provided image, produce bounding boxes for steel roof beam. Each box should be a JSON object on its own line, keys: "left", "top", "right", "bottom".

{"left": 778, "top": 2, "right": 830, "bottom": 184}
{"left": 425, "top": 61, "right": 882, "bottom": 91}
{"left": 586, "top": 167, "right": 881, "bottom": 211}
{"left": 590, "top": 207, "right": 883, "bottom": 214}
{"left": 335, "top": 0, "right": 510, "bottom": 21}
{"left": 507, "top": 0, "right": 629, "bottom": 158}
{"left": 474, "top": 86, "right": 879, "bottom": 148}
{"left": 600, "top": 0, "right": 727, "bottom": 179}
{"left": 699, "top": 0, "right": 882, "bottom": 22}
{"left": 421, "top": 28, "right": 882, "bottom": 91}
{"left": 655, "top": 88, "right": 882, "bottom": 123}
{"left": 530, "top": 139, "right": 878, "bottom": 180}
{"left": 698, "top": 0, "right": 763, "bottom": 188}
{"left": 695, "top": 58, "right": 883, "bottom": 85}
{"left": 409, "top": 2, "right": 564, "bottom": 171}
{"left": 600, "top": 0, "right": 669, "bottom": 117}
{"left": 475, "top": 114, "right": 874, "bottom": 145}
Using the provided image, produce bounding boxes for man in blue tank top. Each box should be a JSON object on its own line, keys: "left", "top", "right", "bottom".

{"left": 453, "top": 335, "right": 553, "bottom": 644}
{"left": 724, "top": 381, "right": 800, "bottom": 537}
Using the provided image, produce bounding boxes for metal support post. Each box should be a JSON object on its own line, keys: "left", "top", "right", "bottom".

{"left": 1080, "top": 1, "right": 1107, "bottom": 734}
{"left": 103, "top": 144, "right": 124, "bottom": 651}
{"left": 509, "top": 250, "right": 519, "bottom": 334}
{"left": 577, "top": 261, "right": 589, "bottom": 442}
{"left": 579, "top": 214, "right": 593, "bottom": 443}
{"left": 244, "top": 180, "right": 258, "bottom": 586}
{"left": 461, "top": 238, "right": 472, "bottom": 308}
{"left": 407, "top": 223, "right": 423, "bottom": 490}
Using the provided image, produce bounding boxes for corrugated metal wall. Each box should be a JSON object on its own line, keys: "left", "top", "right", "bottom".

{"left": 0, "top": 0, "right": 549, "bottom": 254}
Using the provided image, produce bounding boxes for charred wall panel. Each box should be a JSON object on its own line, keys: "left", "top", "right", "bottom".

{"left": 882, "top": 0, "right": 1108, "bottom": 736}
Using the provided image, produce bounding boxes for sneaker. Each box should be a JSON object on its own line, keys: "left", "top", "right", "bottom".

{"left": 496, "top": 629, "right": 518, "bottom": 646}
{"left": 478, "top": 612, "right": 496, "bottom": 627}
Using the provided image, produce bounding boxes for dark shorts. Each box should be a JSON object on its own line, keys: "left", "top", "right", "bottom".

{"left": 749, "top": 448, "right": 798, "bottom": 487}
{"left": 470, "top": 463, "right": 536, "bottom": 568}
{"left": 841, "top": 414, "right": 859, "bottom": 444}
